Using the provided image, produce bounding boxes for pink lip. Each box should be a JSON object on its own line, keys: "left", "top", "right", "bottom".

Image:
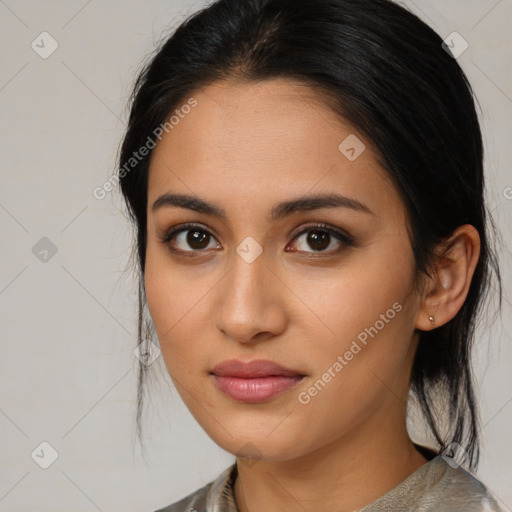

{"left": 211, "top": 359, "right": 306, "bottom": 403}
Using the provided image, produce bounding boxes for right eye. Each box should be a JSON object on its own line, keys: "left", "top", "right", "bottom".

{"left": 158, "top": 223, "right": 221, "bottom": 254}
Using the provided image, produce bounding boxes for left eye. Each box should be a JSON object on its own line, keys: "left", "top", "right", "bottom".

{"left": 288, "top": 227, "right": 351, "bottom": 253}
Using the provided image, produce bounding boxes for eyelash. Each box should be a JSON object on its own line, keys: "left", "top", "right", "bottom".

{"left": 158, "top": 222, "right": 355, "bottom": 257}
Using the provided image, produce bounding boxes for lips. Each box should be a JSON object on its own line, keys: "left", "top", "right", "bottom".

{"left": 210, "top": 359, "right": 306, "bottom": 403}
{"left": 211, "top": 359, "right": 305, "bottom": 378}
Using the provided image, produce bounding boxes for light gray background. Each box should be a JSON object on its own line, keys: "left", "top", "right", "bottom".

{"left": 0, "top": 1, "right": 511, "bottom": 511}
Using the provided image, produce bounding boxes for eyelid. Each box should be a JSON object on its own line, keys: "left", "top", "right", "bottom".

{"left": 288, "top": 222, "right": 354, "bottom": 246}
{"left": 157, "top": 222, "right": 221, "bottom": 251}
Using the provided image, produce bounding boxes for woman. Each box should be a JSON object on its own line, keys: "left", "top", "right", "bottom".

{"left": 117, "top": 0, "right": 504, "bottom": 510}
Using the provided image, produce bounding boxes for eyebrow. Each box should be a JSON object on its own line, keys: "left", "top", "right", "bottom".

{"left": 151, "top": 192, "right": 374, "bottom": 220}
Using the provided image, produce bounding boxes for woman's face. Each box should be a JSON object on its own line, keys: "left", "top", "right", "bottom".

{"left": 144, "top": 78, "right": 424, "bottom": 461}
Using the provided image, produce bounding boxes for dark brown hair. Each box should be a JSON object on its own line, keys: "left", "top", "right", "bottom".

{"left": 117, "top": 0, "right": 502, "bottom": 470}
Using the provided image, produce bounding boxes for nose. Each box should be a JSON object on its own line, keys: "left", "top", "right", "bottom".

{"left": 214, "top": 248, "right": 287, "bottom": 345}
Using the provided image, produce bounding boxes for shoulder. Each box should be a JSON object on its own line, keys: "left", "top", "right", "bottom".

{"left": 361, "top": 455, "right": 503, "bottom": 512}
{"left": 426, "top": 457, "right": 503, "bottom": 512}
{"left": 153, "top": 464, "right": 237, "bottom": 512}
{"left": 153, "top": 484, "right": 208, "bottom": 512}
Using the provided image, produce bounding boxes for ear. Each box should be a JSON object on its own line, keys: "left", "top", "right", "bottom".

{"left": 415, "top": 224, "right": 481, "bottom": 331}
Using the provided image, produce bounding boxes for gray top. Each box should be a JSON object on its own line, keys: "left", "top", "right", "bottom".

{"left": 155, "top": 455, "right": 502, "bottom": 512}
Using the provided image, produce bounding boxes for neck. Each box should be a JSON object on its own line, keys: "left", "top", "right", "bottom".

{"left": 233, "top": 408, "right": 428, "bottom": 512}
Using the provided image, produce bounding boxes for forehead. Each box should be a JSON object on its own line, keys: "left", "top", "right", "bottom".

{"left": 147, "top": 78, "right": 403, "bottom": 222}
{"left": 151, "top": 78, "right": 356, "bottom": 168}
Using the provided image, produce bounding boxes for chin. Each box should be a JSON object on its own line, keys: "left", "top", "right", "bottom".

{"left": 205, "top": 427, "right": 307, "bottom": 463}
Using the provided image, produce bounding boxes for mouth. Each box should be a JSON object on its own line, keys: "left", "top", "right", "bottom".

{"left": 210, "top": 359, "right": 306, "bottom": 403}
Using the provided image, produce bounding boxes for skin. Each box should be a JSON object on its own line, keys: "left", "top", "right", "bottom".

{"left": 144, "top": 78, "right": 480, "bottom": 512}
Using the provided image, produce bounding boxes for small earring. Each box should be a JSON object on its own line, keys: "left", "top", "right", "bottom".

{"left": 429, "top": 315, "right": 435, "bottom": 326}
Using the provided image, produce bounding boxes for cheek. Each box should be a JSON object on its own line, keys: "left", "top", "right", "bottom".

{"left": 144, "top": 241, "right": 192, "bottom": 327}
{"left": 144, "top": 247, "right": 171, "bottom": 331}
{"left": 297, "top": 241, "right": 415, "bottom": 344}
{"left": 143, "top": 246, "right": 213, "bottom": 374}
{"left": 144, "top": 247, "right": 183, "bottom": 360}
{"left": 287, "top": 270, "right": 418, "bottom": 451}
{"left": 294, "top": 240, "right": 418, "bottom": 398}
